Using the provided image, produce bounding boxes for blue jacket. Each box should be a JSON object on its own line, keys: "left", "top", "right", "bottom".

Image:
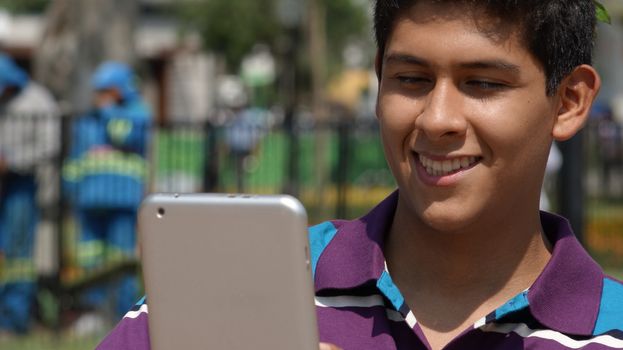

{"left": 64, "top": 98, "right": 151, "bottom": 210}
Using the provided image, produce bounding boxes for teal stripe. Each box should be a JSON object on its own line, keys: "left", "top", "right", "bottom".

{"left": 377, "top": 270, "right": 405, "bottom": 312}
{"left": 594, "top": 278, "right": 623, "bottom": 335}
{"left": 495, "top": 290, "right": 529, "bottom": 320}
{"left": 308, "top": 221, "right": 338, "bottom": 279}
{"left": 135, "top": 296, "right": 146, "bottom": 306}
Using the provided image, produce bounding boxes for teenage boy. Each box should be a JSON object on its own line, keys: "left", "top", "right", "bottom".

{"left": 98, "top": 1, "right": 622, "bottom": 349}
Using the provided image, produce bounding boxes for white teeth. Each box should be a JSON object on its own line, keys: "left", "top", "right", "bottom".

{"left": 452, "top": 159, "right": 460, "bottom": 169}
{"left": 461, "top": 157, "right": 469, "bottom": 168}
{"left": 433, "top": 162, "right": 442, "bottom": 172}
{"left": 418, "top": 154, "right": 479, "bottom": 176}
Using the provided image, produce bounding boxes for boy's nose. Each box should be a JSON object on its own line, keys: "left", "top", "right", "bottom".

{"left": 414, "top": 81, "right": 468, "bottom": 141}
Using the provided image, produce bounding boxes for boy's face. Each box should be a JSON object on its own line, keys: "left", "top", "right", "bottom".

{"left": 376, "top": 3, "right": 560, "bottom": 232}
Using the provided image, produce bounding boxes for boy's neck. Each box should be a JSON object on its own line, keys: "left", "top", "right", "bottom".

{"left": 384, "top": 199, "right": 552, "bottom": 349}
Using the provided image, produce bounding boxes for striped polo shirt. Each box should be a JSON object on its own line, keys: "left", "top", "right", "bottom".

{"left": 98, "top": 191, "right": 623, "bottom": 349}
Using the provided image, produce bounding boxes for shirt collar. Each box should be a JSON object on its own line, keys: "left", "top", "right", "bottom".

{"left": 313, "top": 191, "right": 397, "bottom": 291}
{"left": 528, "top": 211, "right": 604, "bottom": 335}
{"left": 314, "top": 190, "right": 604, "bottom": 336}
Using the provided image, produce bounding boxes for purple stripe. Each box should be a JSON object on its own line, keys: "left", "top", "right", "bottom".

{"left": 96, "top": 313, "right": 151, "bottom": 350}
{"left": 445, "top": 329, "right": 524, "bottom": 349}
{"left": 316, "top": 304, "right": 426, "bottom": 349}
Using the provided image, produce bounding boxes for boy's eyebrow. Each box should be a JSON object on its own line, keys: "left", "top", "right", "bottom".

{"left": 384, "top": 53, "right": 521, "bottom": 75}
{"left": 384, "top": 53, "right": 430, "bottom": 67}
{"left": 459, "top": 60, "right": 521, "bottom": 74}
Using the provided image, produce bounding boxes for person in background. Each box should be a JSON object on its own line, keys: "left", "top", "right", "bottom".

{"left": 596, "top": 105, "right": 622, "bottom": 197}
{"left": 220, "top": 76, "right": 266, "bottom": 192}
{"left": 0, "top": 53, "right": 60, "bottom": 333}
{"left": 225, "top": 104, "right": 266, "bottom": 192}
{"left": 63, "top": 61, "right": 151, "bottom": 331}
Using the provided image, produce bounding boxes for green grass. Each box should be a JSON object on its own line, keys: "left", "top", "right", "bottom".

{"left": 154, "top": 129, "right": 205, "bottom": 175}
{"left": 153, "top": 127, "right": 391, "bottom": 190}
{"left": 585, "top": 198, "right": 623, "bottom": 270}
{"left": 0, "top": 329, "right": 102, "bottom": 350}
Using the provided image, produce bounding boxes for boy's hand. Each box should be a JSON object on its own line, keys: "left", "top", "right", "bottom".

{"left": 320, "top": 343, "right": 342, "bottom": 350}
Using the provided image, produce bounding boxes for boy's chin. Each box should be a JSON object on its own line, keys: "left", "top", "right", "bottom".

{"left": 418, "top": 206, "right": 482, "bottom": 234}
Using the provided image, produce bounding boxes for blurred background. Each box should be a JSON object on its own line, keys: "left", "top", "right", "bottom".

{"left": 0, "top": 0, "right": 620, "bottom": 348}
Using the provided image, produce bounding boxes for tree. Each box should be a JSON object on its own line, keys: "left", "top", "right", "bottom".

{"left": 34, "top": 0, "right": 138, "bottom": 111}
{"left": 177, "top": 0, "right": 281, "bottom": 71}
{"left": 176, "top": 0, "right": 369, "bottom": 73}
{"left": 324, "top": 0, "right": 371, "bottom": 74}
{"left": 0, "top": 0, "right": 48, "bottom": 13}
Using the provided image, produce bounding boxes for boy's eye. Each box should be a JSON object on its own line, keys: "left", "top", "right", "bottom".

{"left": 465, "top": 80, "right": 507, "bottom": 90}
{"left": 396, "top": 76, "right": 431, "bottom": 85}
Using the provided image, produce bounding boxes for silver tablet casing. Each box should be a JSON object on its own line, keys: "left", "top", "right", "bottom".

{"left": 139, "top": 193, "right": 319, "bottom": 350}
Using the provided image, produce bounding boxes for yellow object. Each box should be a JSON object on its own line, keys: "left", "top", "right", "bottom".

{"left": 327, "top": 69, "right": 372, "bottom": 111}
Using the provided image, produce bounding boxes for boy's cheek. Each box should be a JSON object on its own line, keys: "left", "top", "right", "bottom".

{"left": 377, "top": 98, "right": 420, "bottom": 127}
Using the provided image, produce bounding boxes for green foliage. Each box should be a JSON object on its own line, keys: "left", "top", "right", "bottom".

{"left": 177, "top": 0, "right": 281, "bottom": 69}
{"left": 594, "top": 0, "right": 611, "bottom": 24}
{"left": 325, "top": 0, "right": 369, "bottom": 51}
{"left": 176, "top": 0, "right": 370, "bottom": 72}
{"left": 324, "top": 0, "right": 371, "bottom": 73}
{"left": 0, "top": 0, "right": 48, "bottom": 13}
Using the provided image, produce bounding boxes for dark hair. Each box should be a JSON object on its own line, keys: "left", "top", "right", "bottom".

{"left": 373, "top": 0, "right": 596, "bottom": 95}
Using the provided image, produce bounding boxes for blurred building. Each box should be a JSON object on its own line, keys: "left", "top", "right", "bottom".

{"left": 0, "top": 0, "right": 219, "bottom": 126}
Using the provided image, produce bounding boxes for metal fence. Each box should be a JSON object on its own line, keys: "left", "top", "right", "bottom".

{"left": 0, "top": 111, "right": 621, "bottom": 348}
{"left": 584, "top": 117, "right": 623, "bottom": 270}
{"left": 151, "top": 116, "right": 396, "bottom": 220}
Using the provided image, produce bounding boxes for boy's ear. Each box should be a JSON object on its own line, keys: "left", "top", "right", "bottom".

{"left": 374, "top": 51, "right": 383, "bottom": 120}
{"left": 552, "top": 64, "right": 601, "bottom": 141}
{"left": 374, "top": 51, "right": 382, "bottom": 81}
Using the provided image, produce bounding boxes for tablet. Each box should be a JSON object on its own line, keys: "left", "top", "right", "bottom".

{"left": 139, "top": 193, "right": 319, "bottom": 350}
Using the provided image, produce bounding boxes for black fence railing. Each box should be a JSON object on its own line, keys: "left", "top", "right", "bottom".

{"left": 152, "top": 115, "right": 394, "bottom": 220}
{"left": 0, "top": 111, "right": 621, "bottom": 348}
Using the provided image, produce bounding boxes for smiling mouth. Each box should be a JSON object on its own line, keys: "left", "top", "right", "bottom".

{"left": 417, "top": 153, "right": 481, "bottom": 176}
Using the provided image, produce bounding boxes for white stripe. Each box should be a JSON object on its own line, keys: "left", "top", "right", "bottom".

{"left": 381, "top": 263, "right": 419, "bottom": 329}
{"left": 315, "top": 295, "right": 418, "bottom": 328}
{"left": 386, "top": 309, "right": 418, "bottom": 328}
{"left": 123, "top": 304, "right": 148, "bottom": 319}
{"left": 404, "top": 311, "right": 418, "bottom": 328}
{"left": 483, "top": 323, "right": 623, "bottom": 348}
{"left": 473, "top": 316, "right": 486, "bottom": 329}
{"left": 315, "top": 295, "right": 385, "bottom": 308}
